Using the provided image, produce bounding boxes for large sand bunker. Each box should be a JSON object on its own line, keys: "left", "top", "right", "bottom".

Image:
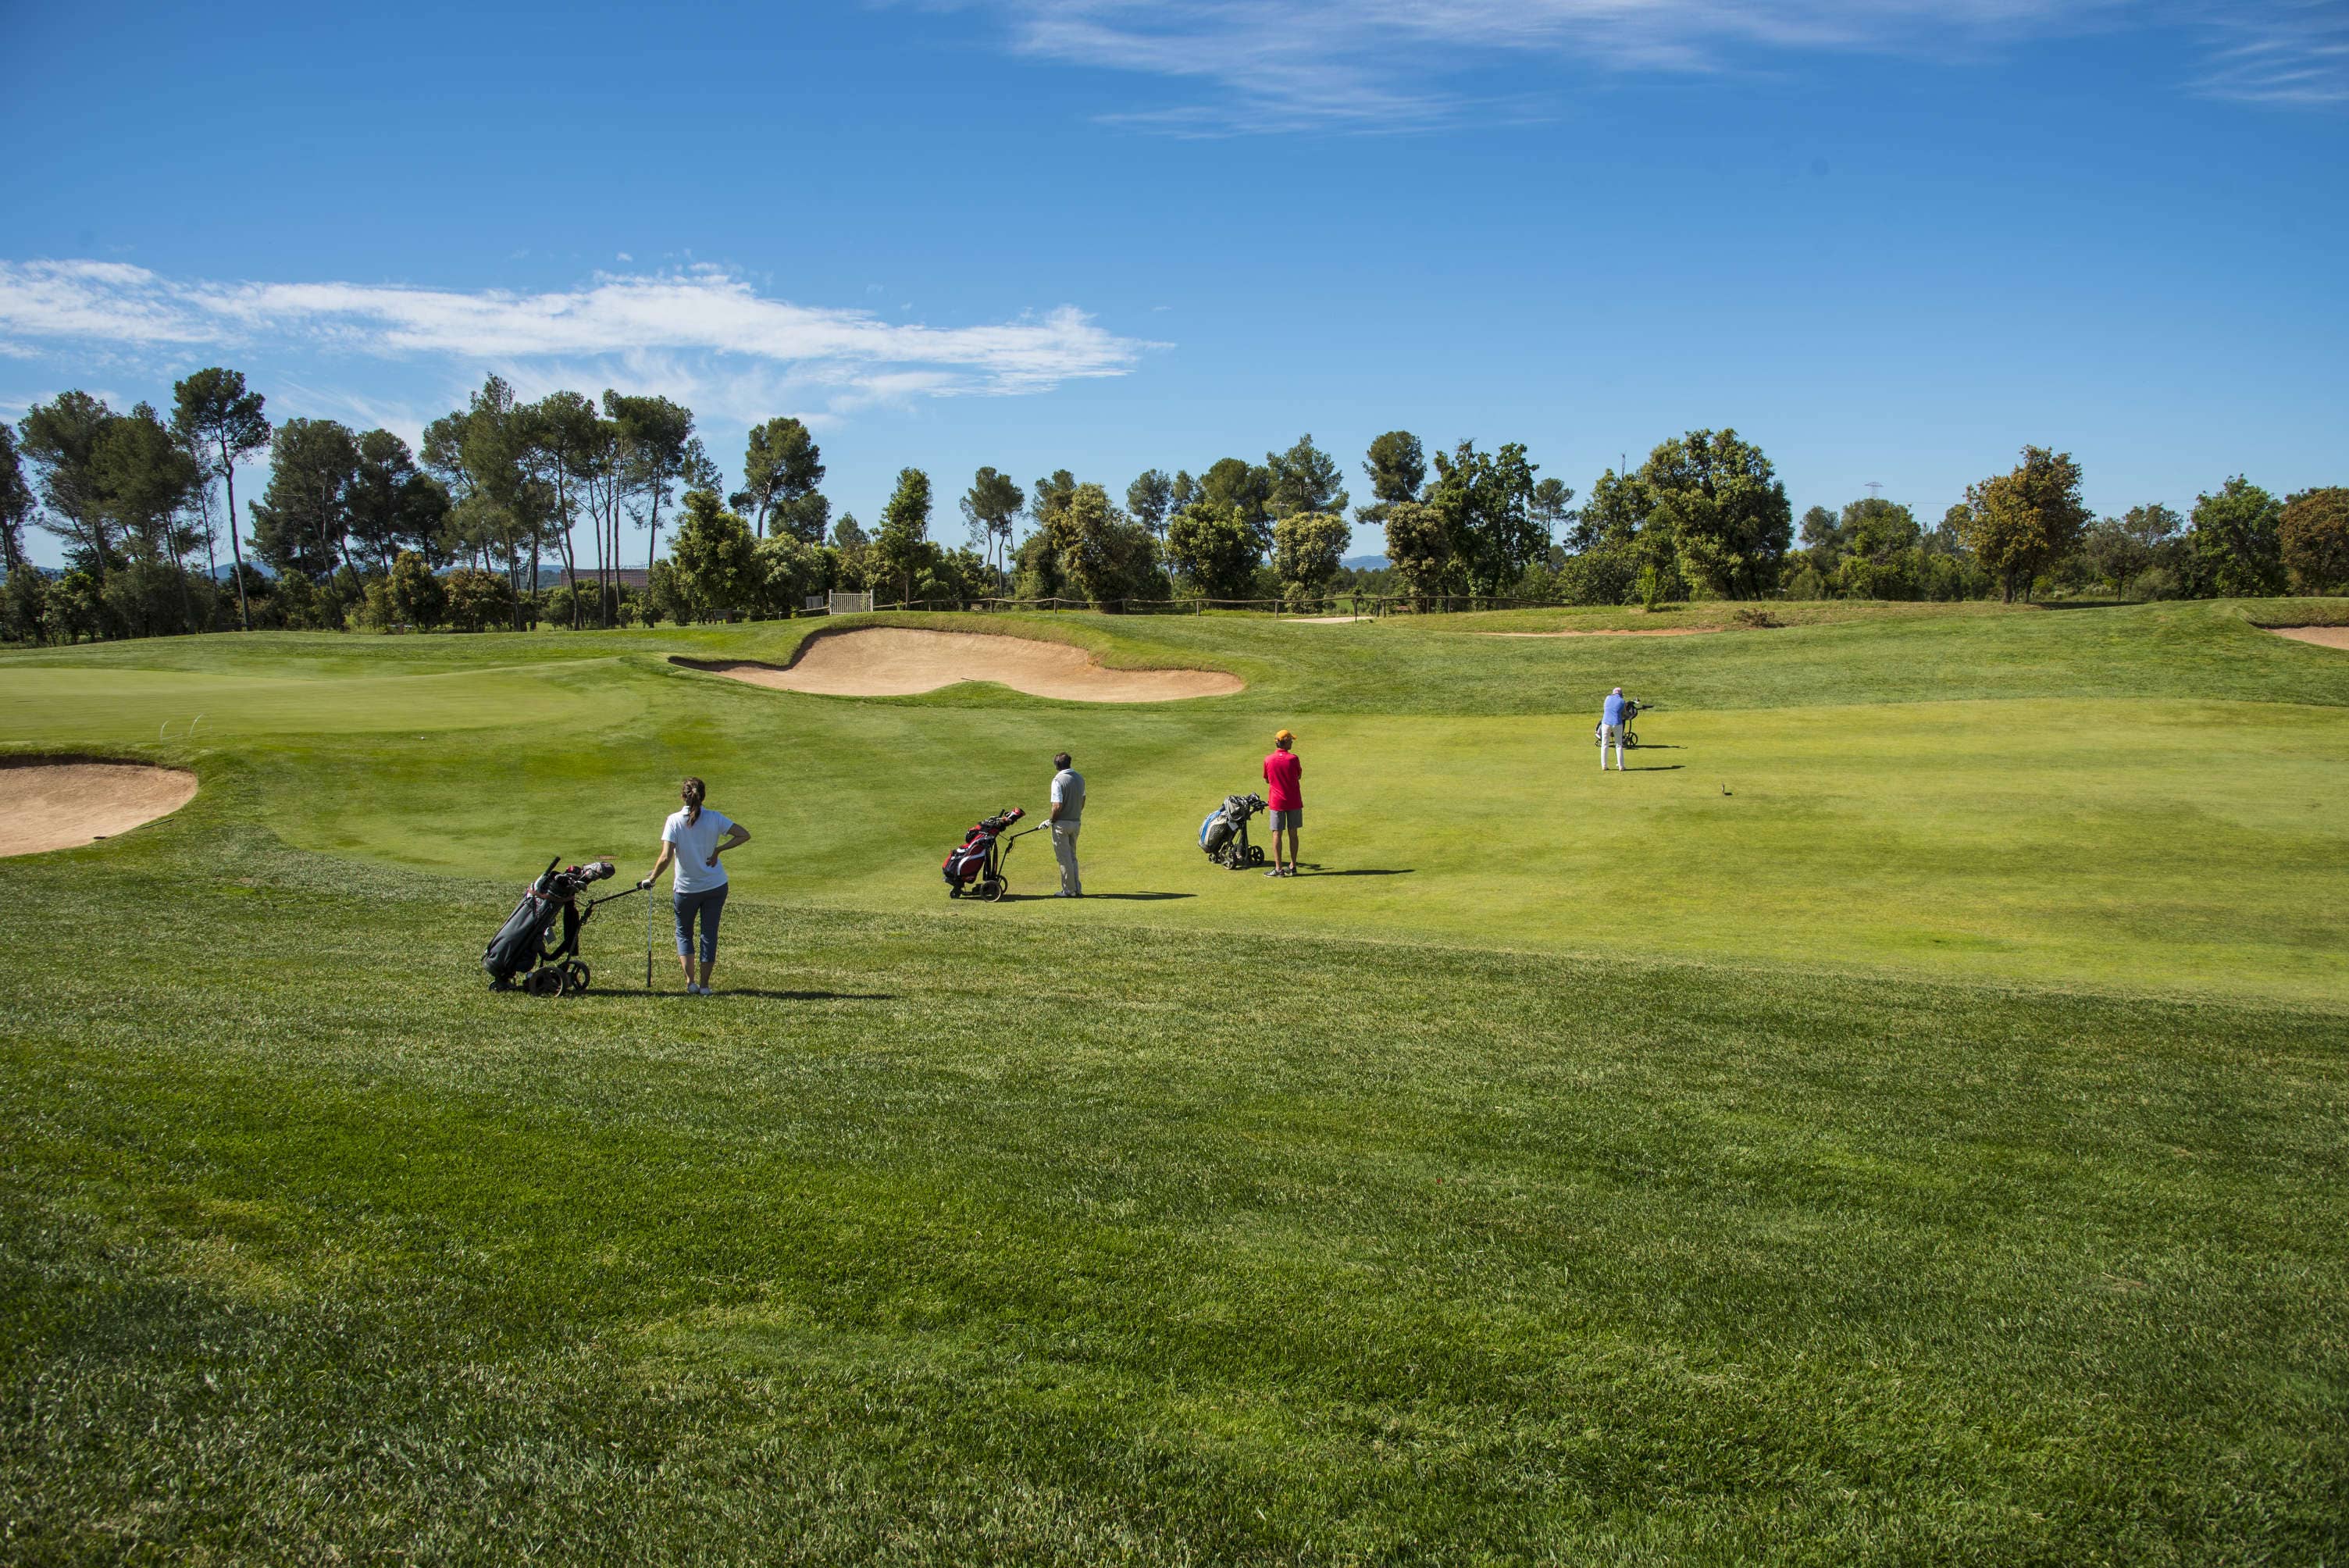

{"left": 0, "top": 761, "right": 198, "bottom": 857}
{"left": 677, "top": 629, "right": 1244, "bottom": 702}
{"left": 2267, "top": 626, "right": 2349, "bottom": 650}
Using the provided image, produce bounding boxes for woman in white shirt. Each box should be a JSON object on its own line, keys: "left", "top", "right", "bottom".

{"left": 638, "top": 776, "right": 750, "bottom": 995}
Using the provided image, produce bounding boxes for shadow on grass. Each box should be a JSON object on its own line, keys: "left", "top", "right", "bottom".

{"left": 986, "top": 892, "right": 1198, "bottom": 903}
{"left": 590, "top": 990, "right": 900, "bottom": 1002}
{"left": 1299, "top": 868, "right": 1416, "bottom": 878}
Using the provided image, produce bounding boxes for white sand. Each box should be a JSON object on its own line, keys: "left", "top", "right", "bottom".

{"left": 2267, "top": 626, "right": 2349, "bottom": 650}
{"left": 0, "top": 762, "right": 198, "bottom": 857}
{"left": 677, "top": 628, "right": 1243, "bottom": 702}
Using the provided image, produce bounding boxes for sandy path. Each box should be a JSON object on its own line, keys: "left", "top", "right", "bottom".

{"left": 676, "top": 628, "right": 1243, "bottom": 702}
{"left": 0, "top": 761, "right": 198, "bottom": 857}
{"left": 2267, "top": 626, "right": 2349, "bottom": 650}
{"left": 1477, "top": 627, "right": 1720, "bottom": 638}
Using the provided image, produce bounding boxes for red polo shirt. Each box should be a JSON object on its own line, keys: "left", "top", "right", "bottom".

{"left": 1263, "top": 750, "right": 1302, "bottom": 811}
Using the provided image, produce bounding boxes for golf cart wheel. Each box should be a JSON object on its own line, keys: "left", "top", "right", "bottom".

{"left": 561, "top": 959, "right": 590, "bottom": 993}
{"left": 947, "top": 886, "right": 961, "bottom": 900}
{"left": 1247, "top": 845, "right": 1266, "bottom": 865}
{"left": 524, "top": 968, "right": 562, "bottom": 997}
{"left": 1624, "top": 729, "right": 1639, "bottom": 749}
{"left": 982, "top": 877, "right": 1007, "bottom": 903}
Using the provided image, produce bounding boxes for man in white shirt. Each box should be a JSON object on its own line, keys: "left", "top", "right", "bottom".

{"left": 1046, "top": 751, "right": 1085, "bottom": 898}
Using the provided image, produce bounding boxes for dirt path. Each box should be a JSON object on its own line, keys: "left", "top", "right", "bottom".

{"left": 2266, "top": 626, "right": 2349, "bottom": 650}
{"left": 0, "top": 761, "right": 198, "bottom": 857}
{"left": 676, "top": 628, "right": 1244, "bottom": 702}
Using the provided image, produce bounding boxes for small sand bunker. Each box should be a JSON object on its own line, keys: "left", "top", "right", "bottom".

{"left": 1288, "top": 615, "right": 1371, "bottom": 624}
{"left": 0, "top": 761, "right": 198, "bottom": 857}
{"left": 678, "top": 628, "right": 1243, "bottom": 702}
{"left": 2266, "top": 626, "right": 2349, "bottom": 650}
{"left": 1477, "top": 627, "right": 1719, "bottom": 638}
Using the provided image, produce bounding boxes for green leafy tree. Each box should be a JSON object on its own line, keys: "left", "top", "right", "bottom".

{"left": 1530, "top": 477, "right": 1576, "bottom": 545}
{"left": 94, "top": 403, "right": 205, "bottom": 636}
{"left": 1266, "top": 434, "right": 1349, "bottom": 521}
{"left": 170, "top": 367, "right": 271, "bottom": 629}
{"left": 668, "top": 489, "right": 761, "bottom": 621}
{"left": 2279, "top": 487, "right": 2349, "bottom": 594}
{"left": 1125, "top": 469, "right": 1174, "bottom": 541}
{"left": 3, "top": 562, "right": 48, "bottom": 643}
{"left": 873, "top": 467, "right": 934, "bottom": 604}
{"left": 1358, "top": 431, "right": 1425, "bottom": 528}
{"left": 19, "top": 391, "right": 121, "bottom": 582}
{"left": 736, "top": 416, "right": 826, "bottom": 540}
{"left": 441, "top": 567, "right": 515, "bottom": 633}
{"left": 601, "top": 391, "right": 700, "bottom": 576}
{"left": 389, "top": 549, "right": 445, "bottom": 629}
{"left": 251, "top": 417, "right": 361, "bottom": 585}
{"left": 1641, "top": 429, "right": 1791, "bottom": 600}
{"left": 1958, "top": 447, "right": 2090, "bottom": 603}
{"left": 348, "top": 429, "right": 448, "bottom": 576}
{"left": 754, "top": 532, "right": 831, "bottom": 616}
{"left": 1030, "top": 470, "right": 1078, "bottom": 534}
{"left": 0, "top": 425, "right": 36, "bottom": 576}
{"left": 961, "top": 467, "right": 1025, "bottom": 579}
{"left": 1200, "top": 457, "right": 1273, "bottom": 527}
{"left": 1169, "top": 469, "right": 1198, "bottom": 513}
{"left": 1167, "top": 499, "right": 1264, "bottom": 600}
{"left": 518, "top": 392, "right": 601, "bottom": 625}
{"left": 1043, "top": 482, "right": 1164, "bottom": 608}
{"left": 2189, "top": 476, "right": 2286, "bottom": 597}
{"left": 48, "top": 568, "right": 104, "bottom": 642}
{"left": 1427, "top": 440, "right": 1542, "bottom": 596}
{"left": 1273, "top": 511, "right": 1350, "bottom": 607}
{"left": 1383, "top": 500, "right": 1459, "bottom": 607}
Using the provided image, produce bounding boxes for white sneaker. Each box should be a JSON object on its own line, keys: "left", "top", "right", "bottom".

{"left": 687, "top": 982, "right": 707, "bottom": 995}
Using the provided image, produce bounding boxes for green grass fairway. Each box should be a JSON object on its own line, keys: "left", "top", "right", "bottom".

{"left": 2, "top": 600, "right": 2345, "bottom": 1562}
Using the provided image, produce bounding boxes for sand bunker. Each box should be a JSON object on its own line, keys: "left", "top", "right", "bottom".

{"left": 677, "top": 629, "right": 1243, "bottom": 702}
{"left": 1477, "top": 627, "right": 1719, "bottom": 638}
{"left": 2266, "top": 626, "right": 2349, "bottom": 650}
{"left": 0, "top": 761, "right": 198, "bottom": 857}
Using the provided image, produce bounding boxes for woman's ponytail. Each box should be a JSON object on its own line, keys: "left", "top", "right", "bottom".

{"left": 680, "top": 775, "right": 706, "bottom": 825}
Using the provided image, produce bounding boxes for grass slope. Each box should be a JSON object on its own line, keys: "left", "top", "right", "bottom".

{"left": 2, "top": 826, "right": 2344, "bottom": 1563}
{"left": 2, "top": 599, "right": 2346, "bottom": 1560}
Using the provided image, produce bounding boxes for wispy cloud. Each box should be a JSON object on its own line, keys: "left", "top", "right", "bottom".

{"left": 0, "top": 259, "right": 1154, "bottom": 415}
{"left": 986, "top": 0, "right": 2347, "bottom": 131}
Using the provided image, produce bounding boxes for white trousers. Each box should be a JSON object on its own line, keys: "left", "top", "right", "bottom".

{"left": 1599, "top": 723, "right": 1624, "bottom": 770}
{"left": 1051, "top": 821, "right": 1082, "bottom": 896}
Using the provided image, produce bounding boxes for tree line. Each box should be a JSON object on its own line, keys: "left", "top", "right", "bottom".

{"left": 3, "top": 367, "right": 2344, "bottom": 643}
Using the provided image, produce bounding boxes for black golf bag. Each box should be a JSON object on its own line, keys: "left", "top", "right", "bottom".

{"left": 943, "top": 807, "right": 1027, "bottom": 903}
{"left": 1199, "top": 793, "right": 1267, "bottom": 869}
{"left": 483, "top": 857, "right": 628, "bottom": 994}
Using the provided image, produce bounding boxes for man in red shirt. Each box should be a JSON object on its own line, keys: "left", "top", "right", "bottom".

{"left": 1262, "top": 729, "right": 1303, "bottom": 878}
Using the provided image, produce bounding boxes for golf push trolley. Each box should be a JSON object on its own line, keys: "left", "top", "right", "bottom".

{"left": 1596, "top": 695, "right": 1656, "bottom": 750}
{"left": 483, "top": 856, "right": 646, "bottom": 995}
{"left": 942, "top": 806, "right": 1040, "bottom": 903}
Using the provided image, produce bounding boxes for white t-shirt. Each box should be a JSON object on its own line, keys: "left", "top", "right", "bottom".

{"left": 1050, "top": 768, "right": 1085, "bottom": 825}
{"left": 663, "top": 807, "right": 735, "bottom": 894}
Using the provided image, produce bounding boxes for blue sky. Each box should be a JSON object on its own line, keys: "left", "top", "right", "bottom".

{"left": 3, "top": 0, "right": 2344, "bottom": 568}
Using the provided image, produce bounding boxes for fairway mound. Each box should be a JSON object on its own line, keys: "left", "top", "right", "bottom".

{"left": 676, "top": 629, "right": 1244, "bottom": 701}
{"left": 2265, "top": 626, "right": 2349, "bottom": 650}
{"left": 1477, "top": 627, "right": 1720, "bottom": 638}
{"left": 0, "top": 759, "right": 198, "bottom": 857}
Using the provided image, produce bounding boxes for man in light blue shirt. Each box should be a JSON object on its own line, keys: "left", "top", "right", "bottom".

{"left": 1599, "top": 687, "right": 1627, "bottom": 772}
{"left": 1047, "top": 750, "right": 1085, "bottom": 897}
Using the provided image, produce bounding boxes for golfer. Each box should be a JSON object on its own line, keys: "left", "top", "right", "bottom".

{"left": 1599, "top": 687, "right": 1627, "bottom": 772}
{"left": 638, "top": 775, "right": 750, "bottom": 995}
{"left": 1047, "top": 750, "right": 1085, "bottom": 897}
{"left": 1263, "top": 728, "right": 1303, "bottom": 877}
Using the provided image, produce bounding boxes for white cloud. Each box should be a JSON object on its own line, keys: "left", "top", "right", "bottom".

{"left": 986, "top": 0, "right": 2346, "bottom": 130}
{"left": 0, "top": 259, "right": 1153, "bottom": 411}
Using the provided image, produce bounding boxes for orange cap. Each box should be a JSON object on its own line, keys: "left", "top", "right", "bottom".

{"left": 1274, "top": 729, "right": 1294, "bottom": 744}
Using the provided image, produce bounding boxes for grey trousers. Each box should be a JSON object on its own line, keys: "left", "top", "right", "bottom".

{"left": 1051, "top": 821, "right": 1082, "bottom": 896}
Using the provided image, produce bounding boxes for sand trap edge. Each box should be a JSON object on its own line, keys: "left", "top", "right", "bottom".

{"left": 668, "top": 625, "right": 1245, "bottom": 702}
{"left": 2262, "top": 625, "right": 2349, "bottom": 650}
{"left": 0, "top": 755, "right": 201, "bottom": 859}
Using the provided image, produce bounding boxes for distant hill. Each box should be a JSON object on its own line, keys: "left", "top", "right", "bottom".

{"left": 1342, "top": 554, "right": 1389, "bottom": 571}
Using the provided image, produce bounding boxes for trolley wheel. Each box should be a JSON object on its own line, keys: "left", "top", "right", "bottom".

{"left": 561, "top": 959, "right": 590, "bottom": 993}
{"left": 1624, "top": 729, "right": 1639, "bottom": 749}
{"left": 1247, "top": 845, "right": 1267, "bottom": 864}
{"left": 947, "top": 886, "right": 961, "bottom": 899}
{"left": 982, "top": 876, "right": 1008, "bottom": 903}
{"left": 524, "top": 968, "right": 562, "bottom": 997}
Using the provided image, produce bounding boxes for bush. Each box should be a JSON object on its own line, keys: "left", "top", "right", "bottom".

{"left": 443, "top": 568, "right": 514, "bottom": 633}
